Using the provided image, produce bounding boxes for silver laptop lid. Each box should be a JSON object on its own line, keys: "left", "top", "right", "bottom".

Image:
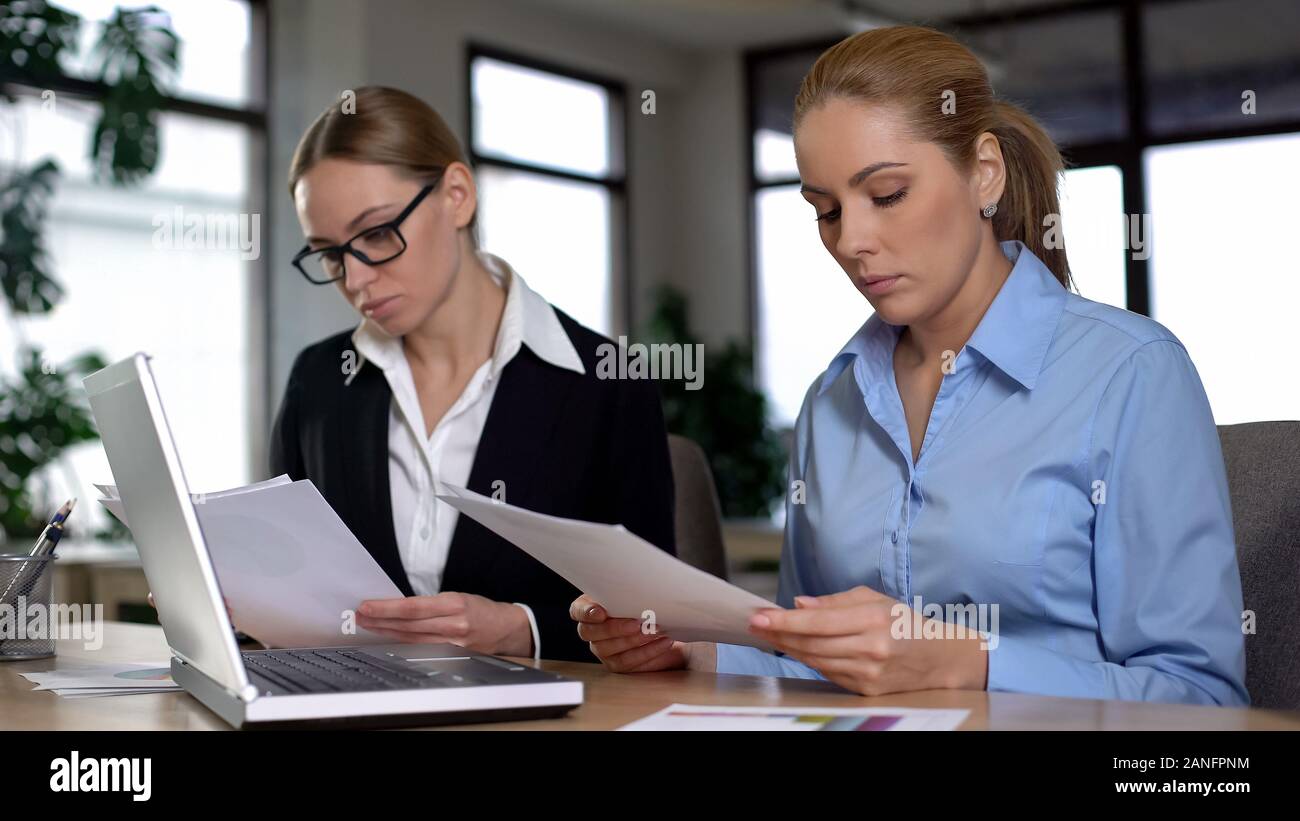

{"left": 84, "top": 353, "right": 252, "bottom": 698}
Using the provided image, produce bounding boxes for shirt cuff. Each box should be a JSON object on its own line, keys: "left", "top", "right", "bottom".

{"left": 512, "top": 602, "right": 542, "bottom": 662}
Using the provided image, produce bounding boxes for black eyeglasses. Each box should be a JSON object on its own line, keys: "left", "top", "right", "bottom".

{"left": 291, "top": 182, "right": 438, "bottom": 285}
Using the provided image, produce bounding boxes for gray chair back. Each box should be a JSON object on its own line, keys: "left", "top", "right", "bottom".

{"left": 667, "top": 434, "right": 728, "bottom": 580}
{"left": 1218, "top": 421, "right": 1300, "bottom": 710}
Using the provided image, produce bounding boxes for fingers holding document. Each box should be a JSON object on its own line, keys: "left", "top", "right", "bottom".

{"left": 570, "top": 594, "right": 716, "bottom": 674}
{"left": 571, "top": 594, "right": 679, "bottom": 671}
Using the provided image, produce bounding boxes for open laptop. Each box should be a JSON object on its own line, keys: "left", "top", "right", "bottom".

{"left": 83, "top": 353, "right": 582, "bottom": 729}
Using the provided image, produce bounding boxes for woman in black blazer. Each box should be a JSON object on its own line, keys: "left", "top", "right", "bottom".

{"left": 272, "top": 86, "right": 675, "bottom": 663}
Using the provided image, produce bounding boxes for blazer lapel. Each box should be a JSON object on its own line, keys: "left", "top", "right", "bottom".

{"left": 442, "top": 350, "right": 574, "bottom": 585}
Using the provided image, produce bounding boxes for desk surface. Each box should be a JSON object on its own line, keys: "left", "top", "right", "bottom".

{"left": 2, "top": 622, "right": 1296, "bottom": 731}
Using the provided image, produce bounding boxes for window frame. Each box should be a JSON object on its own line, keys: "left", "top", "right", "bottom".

{"left": 464, "top": 42, "right": 631, "bottom": 335}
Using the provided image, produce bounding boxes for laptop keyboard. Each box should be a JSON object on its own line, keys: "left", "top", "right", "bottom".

{"left": 243, "top": 648, "right": 438, "bottom": 694}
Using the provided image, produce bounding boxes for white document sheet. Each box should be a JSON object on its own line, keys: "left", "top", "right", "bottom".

{"left": 19, "top": 660, "right": 181, "bottom": 699}
{"left": 95, "top": 474, "right": 294, "bottom": 528}
{"left": 96, "top": 478, "right": 403, "bottom": 648}
{"left": 20, "top": 660, "right": 176, "bottom": 690}
{"left": 436, "top": 483, "right": 777, "bottom": 649}
{"left": 619, "top": 704, "right": 971, "bottom": 731}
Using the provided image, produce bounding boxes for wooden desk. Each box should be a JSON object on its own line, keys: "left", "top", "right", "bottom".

{"left": 3, "top": 622, "right": 1297, "bottom": 731}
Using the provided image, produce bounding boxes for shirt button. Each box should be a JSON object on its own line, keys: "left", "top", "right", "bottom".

{"left": 891, "top": 530, "right": 898, "bottom": 544}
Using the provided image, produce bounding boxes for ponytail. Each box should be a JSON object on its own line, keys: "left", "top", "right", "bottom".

{"left": 989, "top": 100, "right": 1071, "bottom": 289}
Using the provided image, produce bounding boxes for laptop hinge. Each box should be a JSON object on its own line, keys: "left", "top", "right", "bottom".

{"left": 172, "top": 652, "right": 258, "bottom": 703}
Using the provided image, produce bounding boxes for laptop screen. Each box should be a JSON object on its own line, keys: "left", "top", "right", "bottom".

{"left": 83, "top": 353, "right": 250, "bottom": 696}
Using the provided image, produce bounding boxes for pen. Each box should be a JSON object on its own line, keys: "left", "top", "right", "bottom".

{"left": 0, "top": 499, "right": 76, "bottom": 607}
{"left": 29, "top": 498, "right": 76, "bottom": 557}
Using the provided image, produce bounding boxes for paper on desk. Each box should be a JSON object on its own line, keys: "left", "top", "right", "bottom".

{"left": 96, "top": 477, "right": 403, "bottom": 648}
{"left": 436, "top": 483, "right": 776, "bottom": 649}
{"left": 19, "top": 660, "right": 181, "bottom": 698}
{"left": 21, "top": 660, "right": 174, "bottom": 687}
{"left": 619, "top": 704, "right": 970, "bottom": 731}
{"left": 56, "top": 688, "right": 179, "bottom": 698}
{"left": 25, "top": 669, "right": 176, "bottom": 690}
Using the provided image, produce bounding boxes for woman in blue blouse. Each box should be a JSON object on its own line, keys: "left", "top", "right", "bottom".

{"left": 571, "top": 25, "right": 1248, "bottom": 706}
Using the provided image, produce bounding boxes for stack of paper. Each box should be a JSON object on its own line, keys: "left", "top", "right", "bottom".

{"left": 20, "top": 660, "right": 180, "bottom": 698}
{"left": 96, "top": 475, "right": 404, "bottom": 648}
{"left": 619, "top": 704, "right": 970, "bottom": 731}
{"left": 93, "top": 474, "right": 295, "bottom": 524}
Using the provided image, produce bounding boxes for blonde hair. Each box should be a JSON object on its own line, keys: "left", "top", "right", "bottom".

{"left": 288, "top": 86, "right": 477, "bottom": 240}
{"left": 794, "top": 26, "right": 1072, "bottom": 289}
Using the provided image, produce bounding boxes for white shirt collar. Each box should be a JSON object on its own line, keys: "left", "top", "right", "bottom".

{"left": 348, "top": 251, "right": 585, "bottom": 381}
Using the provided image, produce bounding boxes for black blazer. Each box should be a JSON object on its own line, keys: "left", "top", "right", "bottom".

{"left": 268, "top": 310, "right": 677, "bottom": 662}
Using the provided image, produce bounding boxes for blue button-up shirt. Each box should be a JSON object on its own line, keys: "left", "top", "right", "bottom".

{"left": 717, "top": 240, "right": 1249, "bottom": 706}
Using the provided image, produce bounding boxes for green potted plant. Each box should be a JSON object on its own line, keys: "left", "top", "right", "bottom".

{"left": 638, "top": 284, "right": 786, "bottom": 519}
{"left": 0, "top": 1, "right": 179, "bottom": 543}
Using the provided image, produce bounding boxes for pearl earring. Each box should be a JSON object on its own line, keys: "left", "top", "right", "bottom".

{"left": 981, "top": 203, "right": 998, "bottom": 218}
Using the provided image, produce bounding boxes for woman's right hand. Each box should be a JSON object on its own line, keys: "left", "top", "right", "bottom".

{"left": 570, "top": 594, "right": 715, "bottom": 673}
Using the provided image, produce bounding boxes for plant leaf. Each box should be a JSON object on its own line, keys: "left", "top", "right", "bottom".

{"left": 0, "top": 345, "right": 105, "bottom": 539}
{"left": 0, "top": 0, "right": 81, "bottom": 81}
{"left": 87, "top": 6, "right": 178, "bottom": 185}
{"left": 0, "top": 158, "right": 64, "bottom": 314}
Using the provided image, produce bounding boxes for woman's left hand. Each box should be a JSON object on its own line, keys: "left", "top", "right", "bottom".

{"left": 747, "top": 586, "right": 988, "bottom": 696}
{"left": 356, "top": 592, "right": 533, "bottom": 657}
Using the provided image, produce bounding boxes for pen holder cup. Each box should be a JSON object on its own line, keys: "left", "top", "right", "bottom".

{"left": 0, "top": 554, "right": 58, "bottom": 661}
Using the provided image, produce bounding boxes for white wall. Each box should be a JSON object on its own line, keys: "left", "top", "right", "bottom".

{"left": 666, "top": 51, "right": 749, "bottom": 347}
{"left": 267, "top": 0, "right": 367, "bottom": 416}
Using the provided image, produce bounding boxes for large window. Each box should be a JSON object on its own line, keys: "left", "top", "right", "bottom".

{"left": 0, "top": 0, "right": 264, "bottom": 533}
{"left": 748, "top": 1, "right": 1300, "bottom": 428}
{"left": 468, "top": 48, "right": 626, "bottom": 335}
{"left": 1147, "top": 132, "right": 1300, "bottom": 424}
{"left": 755, "top": 185, "right": 868, "bottom": 427}
{"left": 1058, "top": 165, "right": 1127, "bottom": 310}
{"left": 52, "top": 0, "right": 255, "bottom": 108}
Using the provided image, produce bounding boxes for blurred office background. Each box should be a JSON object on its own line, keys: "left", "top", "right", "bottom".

{"left": 1, "top": 0, "right": 1297, "bottom": 600}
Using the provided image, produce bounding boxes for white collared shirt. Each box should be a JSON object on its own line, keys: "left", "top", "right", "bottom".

{"left": 349, "top": 251, "right": 585, "bottom": 659}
